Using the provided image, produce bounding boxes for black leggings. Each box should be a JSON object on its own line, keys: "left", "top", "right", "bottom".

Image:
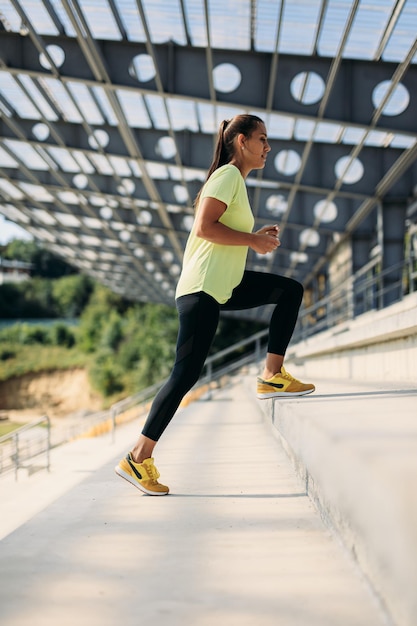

{"left": 141, "top": 271, "right": 303, "bottom": 441}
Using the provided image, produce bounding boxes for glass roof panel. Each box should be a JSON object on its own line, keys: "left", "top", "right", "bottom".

{"left": 20, "top": 0, "right": 59, "bottom": 34}
{"left": 382, "top": 1, "right": 417, "bottom": 62}
{"left": 197, "top": 103, "right": 216, "bottom": 133}
{"left": 67, "top": 83, "right": 104, "bottom": 125}
{"left": 143, "top": 0, "right": 187, "bottom": 44}
{"left": 342, "top": 127, "right": 367, "bottom": 145}
{"left": 32, "top": 208, "right": 56, "bottom": 225}
{"left": 109, "top": 155, "right": 132, "bottom": 176}
{"left": 184, "top": 0, "right": 208, "bottom": 47}
{"left": 266, "top": 113, "right": 295, "bottom": 140}
{"left": 0, "top": 147, "right": 18, "bottom": 168}
{"left": 56, "top": 191, "right": 82, "bottom": 204}
{"left": 364, "top": 129, "right": 391, "bottom": 147}
{"left": 88, "top": 154, "right": 115, "bottom": 175}
{"left": 280, "top": 0, "right": 322, "bottom": 55}
{"left": 4, "top": 140, "right": 49, "bottom": 170}
{"left": 208, "top": 0, "right": 251, "bottom": 50}
{"left": 318, "top": 0, "right": 355, "bottom": 57}
{"left": 19, "top": 182, "right": 54, "bottom": 202}
{"left": 19, "top": 76, "right": 58, "bottom": 121}
{"left": 145, "top": 95, "right": 170, "bottom": 129}
{"left": 48, "top": 0, "right": 77, "bottom": 36}
{"left": 79, "top": 0, "right": 121, "bottom": 40}
{"left": 255, "top": 0, "right": 282, "bottom": 52}
{"left": 0, "top": 72, "right": 41, "bottom": 119}
{"left": 314, "top": 121, "right": 343, "bottom": 143}
{"left": 116, "top": 90, "right": 152, "bottom": 128}
{"left": 54, "top": 211, "right": 81, "bottom": 226}
{"left": 166, "top": 99, "right": 199, "bottom": 131}
{"left": 92, "top": 87, "right": 119, "bottom": 126}
{"left": 47, "top": 147, "right": 81, "bottom": 172}
{"left": 72, "top": 151, "right": 95, "bottom": 174}
{"left": 146, "top": 162, "right": 169, "bottom": 179}
{"left": 113, "top": 0, "right": 145, "bottom": 41}
{"left": 294, "top": 119, "right": 316, "bottom": 141}
{"left": 343, "top": 0, "right": 396, "bottom": 60}
{"left": 390, "top": 135, "right": 416, "bottom": 149}
{"left": 0, "top": 2, "right": 21, "bottom": 31}
{"left": 42, "top": 79, "right": 83, "bottom": 123}
{"left": 0, "top": 179, "right": 24, "bottom": 200}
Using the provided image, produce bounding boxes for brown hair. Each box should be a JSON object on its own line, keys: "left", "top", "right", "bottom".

{"left": 194, "top": 114, "right": 264, "bottom": 209}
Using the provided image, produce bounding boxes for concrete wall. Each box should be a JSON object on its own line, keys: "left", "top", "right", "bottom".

{"left": 286, "top": 292, "right": 417, "bottom": 384}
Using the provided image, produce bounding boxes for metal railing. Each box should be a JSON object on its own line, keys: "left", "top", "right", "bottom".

{"left": 0, "top": 415, "right": 50, "bottom": 480}
{"left": 295, "top": 255, "right": 416, "bottom": 343}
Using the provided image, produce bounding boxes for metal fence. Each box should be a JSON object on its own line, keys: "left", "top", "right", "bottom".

{"left": 0, "top": 415, "right": 50, "bottom": 480}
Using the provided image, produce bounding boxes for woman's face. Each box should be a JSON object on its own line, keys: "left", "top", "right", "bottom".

{"left": 241, "top": 123, "right": 271, "bottom": 170}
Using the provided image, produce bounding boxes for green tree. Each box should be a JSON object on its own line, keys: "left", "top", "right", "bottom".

{"left": 4, "top": 239, "right": 75, "bottom": 278}
{"left": 52, "top": 274, "right": 93, "bottom": 317}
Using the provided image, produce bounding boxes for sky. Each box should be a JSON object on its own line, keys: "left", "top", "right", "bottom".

{"left": 0, "top": 216, "right": 32, "bottom": 245}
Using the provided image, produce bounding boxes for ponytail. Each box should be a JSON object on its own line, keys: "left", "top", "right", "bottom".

{"left": 193, "top": 114, "right": 264, "bottom": 210}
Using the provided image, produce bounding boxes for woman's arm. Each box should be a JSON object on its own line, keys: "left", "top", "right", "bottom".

{"left": 194, "top": 197, "right": 280, "bottom": 255}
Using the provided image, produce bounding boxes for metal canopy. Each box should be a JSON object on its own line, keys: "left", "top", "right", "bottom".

{"left": 0, "top": 0, "right": 416, "bottom": 315}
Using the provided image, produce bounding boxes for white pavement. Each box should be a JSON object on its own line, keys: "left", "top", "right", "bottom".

{"left": 0, "top": 375, "right": 388, "bottom": 626}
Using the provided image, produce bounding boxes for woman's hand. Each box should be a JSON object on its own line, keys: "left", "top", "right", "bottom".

{"left": 250, "top": 224, "right": 281, "bottom": 254}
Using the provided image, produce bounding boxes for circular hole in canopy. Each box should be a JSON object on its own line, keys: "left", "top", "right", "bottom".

{"left": 100, "top": 206, "right": 113, "bottom": 220}
{"left": 213, "top": 63, "right": 241, "bottom": 93}
{"left": 156, "top": 136, "right": 177, "bottom": 159}
{"left": 120, "top": 230, "right": 131, "bottom": 242}
{"left": 335, "top": 156, "right": 364, "bottom": 185}
{"left": 129, "top": 54, "right": 156, "bottom": 82}
{"left": 88, "top": 130, "right": 110, "bottom": 149}
{"left": 372, "top": 80, "right": 409, "bottom": 116}
{"left": 73, "top": 174, "right": 88, "bottom": 189}
{"left": 32, "top": 123, "right": 49, "bottom": 141}
{"left": 291, "top": 251, "right": 308, "bottom": 263}
{"left": 299, "top": 228, "right": 320, "bottom": 247}
{"left": 153, "top": 233, "right": 165, "bottom": 246}
{"left": 266, "top": 194, "right": 288, "bottom": 216}
{"left": 313, "top": 200, "right": 338, "bottom": 223}
{"left": 182, "top": 216, "right": 194, "bottom": 231}
{"left": 39, "top": 45, "right": 65, "bottom": 69}
{"left": 274, "top": 150, "right": 301, "bottom": 176}
{"left": 137, "top": 210, "right": 152, "bottom": 225}
{"left": 174, "top": 185, "right": 188, "bottom": 203}
{"left": 290, "top": 71, "right": 325, "bottom": 105}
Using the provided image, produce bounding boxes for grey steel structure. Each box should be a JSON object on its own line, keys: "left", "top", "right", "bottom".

{"left": 0, "top": 1, "right": 416, "bottom": 321}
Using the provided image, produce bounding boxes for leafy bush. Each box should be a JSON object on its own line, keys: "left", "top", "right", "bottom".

{"left": 0, "top": 348, "right": 15, "bottom": 361}
{"left": 88, "top": 349, "right": 124, "bottom": 396}
{"left": 52, "top": 274, "right": 93, "bottom": 317}
{"left": 19, "top": 324, "right": 51, "bottom": 345}
{"left": 50, "top": 323, "right": 76, "bottom": 348}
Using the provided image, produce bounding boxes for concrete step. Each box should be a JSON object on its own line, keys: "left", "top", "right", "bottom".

{"left": 0, "top": 376, "right": 388, "bottom": 626}
{"left": 259, "top": 376, "right": 417, "bottom": 626}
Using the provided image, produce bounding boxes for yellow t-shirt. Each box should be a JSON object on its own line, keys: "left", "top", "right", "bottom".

{"left": 175, "top": 164, "right": 255, "bottom": 304}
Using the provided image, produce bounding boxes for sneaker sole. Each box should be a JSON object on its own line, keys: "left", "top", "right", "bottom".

{"left": 114, "top": 465, "right": 169, "bottom": 496}
{"left": 257, "top": 388, "right": 315, "bottom": 399}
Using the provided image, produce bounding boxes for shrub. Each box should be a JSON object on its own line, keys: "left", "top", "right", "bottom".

{"left": 88, "top": 349, "right": 124, "bottom": 396}
{"left": 0, "top": 348, "right": 15, "bottom": 361}
{"left": 50, "top": 323, "right": 75, "bottom": 348}
{"left": 20, "top": 324, "right": 51, "bottom": 345}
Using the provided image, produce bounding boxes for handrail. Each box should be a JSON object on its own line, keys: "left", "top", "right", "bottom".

{"left": 0, "top": 415, "right": 51, "bottom": 480}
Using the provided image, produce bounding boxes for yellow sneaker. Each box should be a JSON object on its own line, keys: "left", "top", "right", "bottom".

{"left": 257, "top": 366, "right": 315, "bottom": 399}
{"left": 115, "top": 455, "right": 169, "bottom": 495}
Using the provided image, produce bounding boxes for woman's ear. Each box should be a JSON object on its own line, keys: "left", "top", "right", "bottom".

{"left": 237, "top": 133, "right": 246, "bottom": 151}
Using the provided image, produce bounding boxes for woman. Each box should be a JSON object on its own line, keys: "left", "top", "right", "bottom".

{"left": 115, "top": 114, "right": 315, "bottom": 495}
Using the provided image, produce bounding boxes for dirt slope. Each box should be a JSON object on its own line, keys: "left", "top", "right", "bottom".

{"left": 0, "top": 369, "right": 102, "bottom": 422}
